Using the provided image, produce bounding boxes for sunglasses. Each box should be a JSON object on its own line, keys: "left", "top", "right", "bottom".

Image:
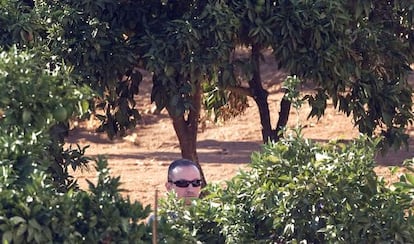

{"left": 169, "top": 179, "right": 202, "bottom": 188}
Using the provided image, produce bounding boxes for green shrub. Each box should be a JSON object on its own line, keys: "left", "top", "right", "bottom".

{"left": 0, "top": 46, "right": 152, "bottom": 243}
{"left": 0, "top": 45, "right": 93, "bottom": 191}
{"left": 158, "top": 132, "right": 414, "bottom": 243}
{"left": 0, "top": 157, "right": 152, "bottom": 243}
{"left": 156, "top": 188, "right": 225, "bottom": 243}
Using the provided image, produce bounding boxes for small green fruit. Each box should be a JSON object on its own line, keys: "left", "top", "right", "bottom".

{"left": 0, "top": 97, "right": 10, "bottom": 105}
{"left": 22, "top": 109, "right": 32, "bottom": 123}
{"left": 53, "top": 106, "right": 68, "bottom": 122}
{"left": 80, "top": 100, "right": 89, "bottom": 113}
{"left": 257, "top": 0, "right": 265, "bottom": 5}
{"left": 65, "top": 104, "right": 74, "bottom": 118}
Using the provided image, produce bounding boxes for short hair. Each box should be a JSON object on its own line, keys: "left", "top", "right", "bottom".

{"left": 167, "top": 158, "right": 199, "bottom": 181}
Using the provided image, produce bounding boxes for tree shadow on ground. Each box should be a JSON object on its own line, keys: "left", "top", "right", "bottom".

{"left": 66, "top": 127, "right": 119, "bottom": 145}
{"left": 84, "top": 140, "right": 262, "bottom": 165}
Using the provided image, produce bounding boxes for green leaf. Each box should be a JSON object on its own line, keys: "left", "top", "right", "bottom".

{"left": 16, "top": 223, "right": 27, "bottom": 238}
{"left": 2, "top": 230, "right": 12, "bottom": 243}
{"left": 28, "top": 219, "right": 42, "bottom": 231}
{"left": 9, "top": 216, "right": 26, "bottom": 226}
{"left": 405, "top": 173, "right": 414, "bottom": 186}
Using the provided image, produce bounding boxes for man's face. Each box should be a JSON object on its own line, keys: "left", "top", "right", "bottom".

{"left": 165, "top": 165, "right": 201, "bottom": 205}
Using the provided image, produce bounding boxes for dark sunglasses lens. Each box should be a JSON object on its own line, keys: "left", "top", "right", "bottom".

{"left": 192, "top": 180, "right": 202, "bottom": 187}
{"left": 173, "top": 180, "right": 202, "bottom": 188}
{"left": 174, "top": 180, "right": 190, "bottom": 187}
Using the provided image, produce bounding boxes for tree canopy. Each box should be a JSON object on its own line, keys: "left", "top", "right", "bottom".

{"left": 1, "top": 0, "right": 413, "bottom": 175}
{"left": 225, "top": 0, "right": 414, "bottom": 151}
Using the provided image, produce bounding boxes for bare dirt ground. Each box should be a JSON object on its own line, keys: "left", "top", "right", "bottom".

{"left": 67, "top": 57, "right": 414, "bottom": 208}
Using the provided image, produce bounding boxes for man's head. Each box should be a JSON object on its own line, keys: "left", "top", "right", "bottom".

{"left": 165, "top": 159, "right": 202, "bottom": 205}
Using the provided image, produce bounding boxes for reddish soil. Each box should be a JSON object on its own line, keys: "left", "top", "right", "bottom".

{"left": 67, "top": 57, "right": 414, "bottom": 208}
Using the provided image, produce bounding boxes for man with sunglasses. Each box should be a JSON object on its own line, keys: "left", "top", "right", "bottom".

{"left": 165, "top": 158, "right": 202, "bottom": 205}
{"left": 147, "top": 159, "right": 202, "bottom": 225}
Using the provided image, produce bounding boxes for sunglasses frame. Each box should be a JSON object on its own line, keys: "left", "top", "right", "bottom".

{"left": 169, "top": 179, "right": 202, "bottom": 188}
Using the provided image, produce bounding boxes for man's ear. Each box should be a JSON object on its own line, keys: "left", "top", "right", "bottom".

{"left": 165, "top": 182, "right": 172, "bottom": 191}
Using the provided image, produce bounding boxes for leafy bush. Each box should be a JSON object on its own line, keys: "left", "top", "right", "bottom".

{"left": 156, "top": 189, "right": 225, "bottom": 243}
{"left": 0, "top": 46, "right": 92, "bottom": 191}
{"left": 0, "top": 157, "right": 152, "bottom": 243}
{"left": 0, "top": 46, "right": 152, "bottom": 243}
{"left": 158, "top": 132, "right": 414, "bottom": 243}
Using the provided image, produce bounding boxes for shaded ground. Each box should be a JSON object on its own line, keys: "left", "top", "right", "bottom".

{"left": 67, "top": 56, "right": 414, "bottom": 208}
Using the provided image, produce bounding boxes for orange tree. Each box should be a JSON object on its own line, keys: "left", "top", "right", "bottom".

{"left": 133, "top": 2, "right": 239, "bottom": 184}
{"left": 12, "top": 0, "right": 413, "bottom": 182}
{"left": 0, "top": 0, "right": 94, "bottom": 190}
{"left": 0, "top": 2, "right": 153, "bottom": 241}
{"left": 220, "top": 0, "right": 414, "bottom": 152}
{"left": 29, "top": 0, "right": 239, "bottom": 184}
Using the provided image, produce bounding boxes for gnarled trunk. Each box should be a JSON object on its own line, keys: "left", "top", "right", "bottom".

{"left": 249, "top": 44, "right": 275, "bottom": 142}
{"left": 249, "top": 44, "right": 292, "bottom": 143}
{"left": 275, "top": 96, "right": 291, "bottom": 141}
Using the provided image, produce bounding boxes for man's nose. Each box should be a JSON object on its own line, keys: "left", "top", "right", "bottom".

{"left": 186, "top": 185, "right": 197, "bottom": 191}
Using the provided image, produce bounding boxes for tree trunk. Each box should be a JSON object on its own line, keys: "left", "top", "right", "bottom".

{"left": 275, "top": 96, "right": 291, "bottom": 141}
{"left": 168, "top": 80, "right": 207, "bottom": 186}
{"left": 248, "top": 44, "right": 276, "bottom": 142}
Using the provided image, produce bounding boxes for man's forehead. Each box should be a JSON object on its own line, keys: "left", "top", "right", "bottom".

{"left": 170, "top": 165, "right": 200, "bottom": 177}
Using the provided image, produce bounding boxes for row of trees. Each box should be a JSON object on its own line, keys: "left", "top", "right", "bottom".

{"left": 1, "top": 0, "right": 414, "bottom": 182}
{"left": 1, "top": 1, "right": 414, "bottom": 242}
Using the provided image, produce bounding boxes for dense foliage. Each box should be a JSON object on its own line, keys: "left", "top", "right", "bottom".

{"left": 223, "top": 0, "right": 414, "bottom": 150}
{"left": 0, "top": 46, "right": 152, "bottom": 243}
{"left": 0, "top": 3, "right": 152, "bottom": 242}
{"left": 158, "top": 132, "right": 414, "bottom": 243}
{"left": 1, "top": 0, "right": 414, "bottom": 243}
{"left": 3, "top": 0, "right": 411, "bottom": 162}
{"left": 0, "top": 157, "right": 152, "bottom": 243}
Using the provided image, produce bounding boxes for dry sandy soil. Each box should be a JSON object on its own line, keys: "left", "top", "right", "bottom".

{"left": 67, "top": 56, "right": 414, "bottom": 208}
